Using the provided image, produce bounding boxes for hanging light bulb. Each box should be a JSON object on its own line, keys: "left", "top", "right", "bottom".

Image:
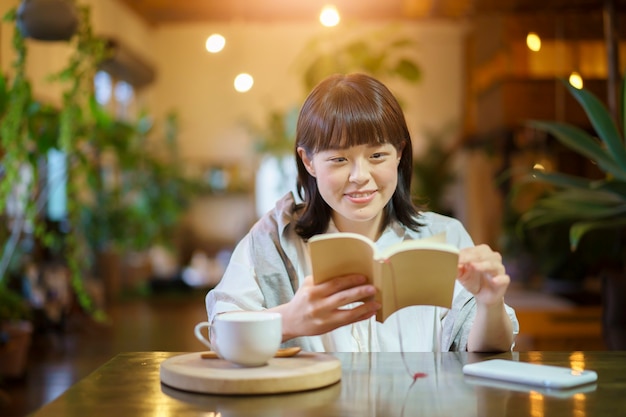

{"left": 569, "top": 71, "right": 583, "bottom": 89}
{"left": 205, "top": 33, "right": 225, "bottom": 53}
{"left": 234, "top": 73, "right": 254, "bottom": 93}
{"left": 320, "top": 5, "right": 340, "bottom": 27}
{"left": 526, "top": 32, "right": 541, "bottom": 52}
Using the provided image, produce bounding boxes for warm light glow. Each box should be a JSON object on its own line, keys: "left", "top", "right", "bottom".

{"left": 530, "top": 390, "right": 545, "bottom": 417}
{"left": 205, "top": 34, "right": 226, "bottom": 53}
{"left": 571, "top": 352, "right": 589, "bottom": 417}
{"left": 569, "top": 72, "right": 584, "bottom": 89}
{"left": 526, "top": 32, "right": 541, "bottom": 52}
{"left": 573, "top": 392, "right": 587, "bottom": 417}
{"left": 320, "top": 5, "right": 340, "bottom": 27}
{"left": 234, "top": 73, "right": 254, "bottom": 92}
{"left": 532, "top": 157, "right": 554, "bottom": 173}
{"left": 569, "top": 351, "right": 586, "bottom": 371}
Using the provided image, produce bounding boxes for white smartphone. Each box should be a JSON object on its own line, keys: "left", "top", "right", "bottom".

{"left": 464, "top": 375, "right": 598, "bottom": 398}
{"left": 462, "top": 359, "right": 598, "bottom": 389}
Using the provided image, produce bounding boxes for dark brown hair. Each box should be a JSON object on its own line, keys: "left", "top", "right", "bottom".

{"left": 294, "top": 73, "right": 423, "bottom": 238}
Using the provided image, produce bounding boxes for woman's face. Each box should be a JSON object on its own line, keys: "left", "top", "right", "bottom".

{"left": 298, "top": 143, "right": 401, "bottom": 236}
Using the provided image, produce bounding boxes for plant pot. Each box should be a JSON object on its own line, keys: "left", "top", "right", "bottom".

{"left": 16, "top": 0, "right": 78, "bottom": 41}
{"left": 0, "top": 320, "right": 33, "bottom": 379}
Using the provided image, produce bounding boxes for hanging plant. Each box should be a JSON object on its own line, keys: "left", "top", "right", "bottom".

{"left": 50, "top": 3, "right": 108, "bottom": 318}
{"left": 0, "top": 2, "right": 108, "bottom": 320}
{"left": 0, "top": 9, "right": 37, "bottom": 283}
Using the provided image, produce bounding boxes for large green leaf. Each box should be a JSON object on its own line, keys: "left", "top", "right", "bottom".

{"left": 533, "top": 200, "right": 626, "bottom": 217}
{"left": 593, "top": 179, "right": 626, "bottom": 198}
{"left": 521, "top": 203, "right": 626, "bottom": 230}
{"left": 528, "top": 120, "right": 626, "bottom": 181}
{"left": 519, "top": 207, "right": 574, "bottom": 229}
{"left": 523, "top": 170, "right": 593, "bottom": 189}
{"left": 392, "top": 59, "right": 421, "bottom": 82}
{"left": 566, "top": 81, "right": 626, "bottom": 169}
{"left": 570, "top": 218, "right": 626, "bottom": 250}
{"left": 521, "top": 186, "right": 626, "bottom": 228}
{"left": 525, "top": 172, "right": 626, "bottom": 199}
{"left": 542, "top": 187, "right": 626, "bottom": 204}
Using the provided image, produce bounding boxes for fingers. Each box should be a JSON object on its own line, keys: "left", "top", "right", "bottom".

{"left": 314, "top": 274, "right": 371, "bottom": 295}
{"left": 330, "top": 302, "right": 379, "bottom": 325}
{"left": 313, "top": 274, "right": 377, "bottom": 306}
{"left": 458, "top": 245, "right": 510, "bottom": 306}
{"left": 489, "top": 273, "right": 511, "bottom": 293}
{"left": 458, "top": 244, "right": 501, "bottom": 263}
{"left": 290, "top": 274, "right": 380, "bottom": 337}
{"left": 458, "top": 244, "right": 505, "bottom": 278}
{"left": 458, "top": 268, "right": 510, "bottom": 306}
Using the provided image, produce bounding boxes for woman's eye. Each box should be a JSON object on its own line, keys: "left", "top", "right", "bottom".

{"left": 371, "top": 153, "right": 385, "bottom": 159}
{"left": 330, "top": 157, "right": 346, "bottom": 163}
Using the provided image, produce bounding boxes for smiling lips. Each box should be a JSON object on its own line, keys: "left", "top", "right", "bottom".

{"left": 345, "top": 190, "right": 377, "bottom": 203}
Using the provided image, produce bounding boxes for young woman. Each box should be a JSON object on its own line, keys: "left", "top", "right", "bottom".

{"left": 206, "top": 73, "right": 518, "bottom": 352}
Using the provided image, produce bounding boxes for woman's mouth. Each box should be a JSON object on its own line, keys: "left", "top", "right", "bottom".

{"left": 345, "top": 191, "right": 376, "bottom": 203}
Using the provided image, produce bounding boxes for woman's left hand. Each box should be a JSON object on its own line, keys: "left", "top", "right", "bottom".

{"left": 457, "top": 244, "right": 510, "bottom": 307}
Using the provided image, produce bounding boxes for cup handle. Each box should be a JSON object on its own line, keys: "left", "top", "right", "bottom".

{"left": 194, "top": 321, "right": 213, "bottom": 350}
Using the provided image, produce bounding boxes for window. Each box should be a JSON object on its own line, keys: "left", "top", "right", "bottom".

{"left": 94, "top": 70, "right": 136, "bottom": 119}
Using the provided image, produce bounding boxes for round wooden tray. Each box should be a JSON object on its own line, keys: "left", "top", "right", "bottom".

{"left": 160, "top": 351, "right": 342, "bottom": 395}
{"left": 161, "top": 379, "right": 342, "bottom": 413}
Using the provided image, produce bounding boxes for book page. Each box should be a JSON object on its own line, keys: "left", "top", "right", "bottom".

{"left": 377, "top": 247, "right": 459, "bottom": 322}
{"left": 377, "top": 232, "right": 451, "bottom": 260}
{"left": 309, "top": 233, "right": 376, "bottom": 284}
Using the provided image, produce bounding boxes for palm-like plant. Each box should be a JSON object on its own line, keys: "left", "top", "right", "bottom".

{"left": 520, "top": 76, "right": 626, "bottom": 350}
{"left": 521, "top": 77, "right": 626, "bottom": 255}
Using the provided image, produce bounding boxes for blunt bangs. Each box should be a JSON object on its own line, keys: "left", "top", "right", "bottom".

{"left": 297, "top": 74, "right": 408, "bottom": 153}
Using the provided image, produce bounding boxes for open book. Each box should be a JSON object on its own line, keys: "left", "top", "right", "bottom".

{"left": 308, "top": 232, "right": 459, "bottom": 323}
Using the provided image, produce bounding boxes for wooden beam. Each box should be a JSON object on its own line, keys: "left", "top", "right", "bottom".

{"left": 604, "top": 0, "right": 621, "bottom": 120}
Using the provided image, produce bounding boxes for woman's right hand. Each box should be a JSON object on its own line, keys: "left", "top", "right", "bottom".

{"left": 270, "top": 274, "right": 380, "bottom": 342}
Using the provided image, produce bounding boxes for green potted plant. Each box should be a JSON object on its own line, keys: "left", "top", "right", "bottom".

{"left": 1, "top": 2, "right": 202, "bottom": 315}
{"left": 77, "top": 108, "right": 205, "bottom": 297}
{"left": 0, "top": 2, "right": 108, "bottom": 320}
{"left": 519, "top": 76, "right": 626, "bottom": 349}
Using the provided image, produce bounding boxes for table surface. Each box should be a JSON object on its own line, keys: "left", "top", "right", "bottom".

{"left": 30, "top": 350, "right": 626, "bottom": 417}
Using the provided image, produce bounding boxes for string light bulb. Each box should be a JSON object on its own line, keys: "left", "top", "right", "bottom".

{"left": 205, "top": 33, "right": 225, "bottom": 53}
{"left": 569, "top": 71, "right": 583, "bottom": 89}
{"left": 320, "top": 5, "right": 340, "bottom": 27}
{"left": 526, "top": 32, "right": 541, "bottom": 52}
{"left": 234, "top": 73, "right": 254, "bottom": 93}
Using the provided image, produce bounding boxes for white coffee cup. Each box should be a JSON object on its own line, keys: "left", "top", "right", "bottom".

{"left": 194, "top": 311, "right": 282, "bottom": 367}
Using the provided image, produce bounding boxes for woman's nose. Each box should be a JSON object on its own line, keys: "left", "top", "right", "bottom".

{"left": 348, "top": 159, "right": 370, "bottom": 184}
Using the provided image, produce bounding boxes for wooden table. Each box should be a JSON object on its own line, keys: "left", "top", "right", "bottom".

{"left": 29, "top": 351, "right": 626, "bottom": 417}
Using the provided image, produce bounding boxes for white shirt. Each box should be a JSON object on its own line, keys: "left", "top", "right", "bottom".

{"left": 206, "top": 211, "right": 481, "bottom": 352}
